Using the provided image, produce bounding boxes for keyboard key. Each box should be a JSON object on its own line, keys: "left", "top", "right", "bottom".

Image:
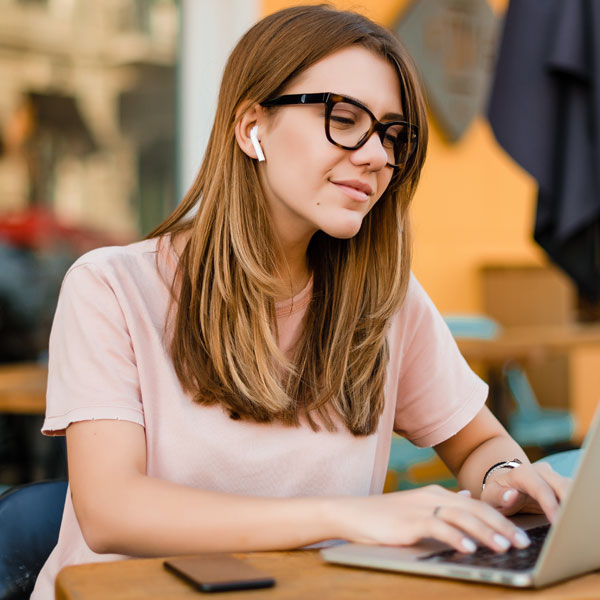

{"left": 419, "top": 524, "right": 550, "bottom": 572}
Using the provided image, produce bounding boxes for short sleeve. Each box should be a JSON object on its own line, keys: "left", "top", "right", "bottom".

{"left": 42, "top": 261, "right": 144, "bottom": 435}
{"left": 392, "top": 276, "right": 488, "bottom": 447}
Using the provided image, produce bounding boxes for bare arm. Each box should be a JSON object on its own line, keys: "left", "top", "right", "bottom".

{"left": 68, "top": 415, "right": 538, "bottom": 558}
{"left": 435, "top": 406, "right": 569, "bottom": 521}
{"left": 67, "top": 420, "right": 335, "bottom": 556}
{"left": 434, "top": 406, "right": 528, "bottom": 497}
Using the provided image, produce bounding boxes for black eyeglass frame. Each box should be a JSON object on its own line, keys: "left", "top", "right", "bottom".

{"left": 260, "top": 92, "right": 418, "bottom": 169}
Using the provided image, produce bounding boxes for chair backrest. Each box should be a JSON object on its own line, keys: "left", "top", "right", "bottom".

{"left": 505, "top": 365, "right": 542, "bottom": 417}
{"left": 0, "top": 479, "right": 67, "bottom": 600}
{"left": 443, "top": 314, "right": 500, "bottom": 340}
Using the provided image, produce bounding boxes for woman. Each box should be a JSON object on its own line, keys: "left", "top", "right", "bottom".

{"left": 32, "top": 5, "right": 568, "bottom": 598}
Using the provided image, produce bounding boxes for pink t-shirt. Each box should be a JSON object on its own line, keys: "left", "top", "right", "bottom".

{"left": 32, "top": 237, "right": 487, "bottom": 599}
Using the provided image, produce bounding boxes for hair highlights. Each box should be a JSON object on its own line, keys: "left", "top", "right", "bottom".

{"left": 149, "top": 4, "right": 428, "bottom": 435}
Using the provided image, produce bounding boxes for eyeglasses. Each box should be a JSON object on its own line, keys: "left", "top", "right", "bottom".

{"left": 260, "top": 92, "right": 418, "bottom": 169}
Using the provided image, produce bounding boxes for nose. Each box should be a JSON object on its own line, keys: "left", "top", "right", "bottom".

{"left": 349, "top": 131, "right": 389, "bottom": 170}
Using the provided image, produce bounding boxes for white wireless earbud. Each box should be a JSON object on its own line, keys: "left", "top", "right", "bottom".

{"left": 250, "top": 125, "right": 265, "bottom": 162}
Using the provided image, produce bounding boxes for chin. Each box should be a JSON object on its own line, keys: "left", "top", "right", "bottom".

{"left": 321, "top": 220, "right": 364, "bottom": 239}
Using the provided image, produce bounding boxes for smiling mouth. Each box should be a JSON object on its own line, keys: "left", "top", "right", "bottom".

{"left": 331, "top": 180, "right": 373, "bottom": 202}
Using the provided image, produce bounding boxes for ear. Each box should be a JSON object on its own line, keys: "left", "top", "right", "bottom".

{"left": 234, "top": 104, "right": 266, "bottom": 162}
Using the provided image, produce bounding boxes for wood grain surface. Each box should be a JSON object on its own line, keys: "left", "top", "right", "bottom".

{"left": 55, "top": 549, "right": 600, "bottom": 599}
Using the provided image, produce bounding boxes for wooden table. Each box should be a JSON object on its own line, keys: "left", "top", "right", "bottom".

{"left": 456, "top": 323, "right": 600, "bottom": 366}
{"left": 56, "top": 550, "right": 600, "bottom": 599}
{"left": 455, "top": 323, "right": 600, "bottom": 431}
{"left": 2, "top": 325, "right": 598, "bottom": 417}
{"left": 0, "top": 362, "right": 47, "bottom": 414}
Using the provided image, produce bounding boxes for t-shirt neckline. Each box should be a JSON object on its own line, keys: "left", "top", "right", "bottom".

{"left": 275, "top": 277, "right": 313, "bottom": 316}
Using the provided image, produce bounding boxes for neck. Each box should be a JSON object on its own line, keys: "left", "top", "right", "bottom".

{"left": 274, "top": 234, "right": 312, "bottom": 300}
{"left": 172, "top": 223, "right": 312, "bottom": 300}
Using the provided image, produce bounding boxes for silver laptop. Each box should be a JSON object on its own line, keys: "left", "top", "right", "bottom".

{"left": 321, "top": 402, "right": 600, "bottom": 588}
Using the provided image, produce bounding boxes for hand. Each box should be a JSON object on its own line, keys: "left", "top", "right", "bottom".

{"left": 480, "top": 461, "right": 571, "bottom": 523}
{"left": 335, "top": 484, "right": 532, "bottom": 554}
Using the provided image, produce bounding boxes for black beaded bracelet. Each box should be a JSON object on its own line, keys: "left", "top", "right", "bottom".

{"left": 481, "top": 458, "right": 522, "bottom": 489}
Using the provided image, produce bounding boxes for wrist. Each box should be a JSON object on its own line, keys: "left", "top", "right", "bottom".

{"left": 482, "top": 459, "right": 522, "bottom": 490}
{"left": 319, "top": 495, "right": 357, "bottom": 541}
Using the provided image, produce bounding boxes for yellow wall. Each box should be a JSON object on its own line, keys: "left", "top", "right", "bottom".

{"left": 261, "top": 0, "right": 542, "bottom": 313}
{"left": 261, "top": 0, "right": 599, "bottom": 438}
{"left": 263, "top": 0, "right": 407, "bottom": 25}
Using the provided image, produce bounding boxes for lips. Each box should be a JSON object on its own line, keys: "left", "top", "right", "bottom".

{"left": 331, "top": 179, "right": 373, "bottom": 202}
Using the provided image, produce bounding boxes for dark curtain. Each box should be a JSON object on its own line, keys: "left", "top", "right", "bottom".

{"left": 488, "top": 0, "right": 600, "bottom": 303}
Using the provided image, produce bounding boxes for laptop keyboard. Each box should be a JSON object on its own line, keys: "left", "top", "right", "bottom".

{"left": 419, "top": 524, "right": 550, "bottom": 572}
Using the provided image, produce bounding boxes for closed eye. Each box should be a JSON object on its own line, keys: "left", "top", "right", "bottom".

{"left": 383, "top": 132, "right": 399, "bottom": 148}
{"left": 330, "top": 114, "right": 357, "bottom": 128}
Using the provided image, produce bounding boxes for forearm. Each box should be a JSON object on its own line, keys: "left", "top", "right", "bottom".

{"left": 69, "top": 412, "right": 542, "bottom": 559}
{"left": 68, "top": 420, "right": 342, "bottom": 556}
{"left": 456, "top": 433, "right": 529, "bottom": 499}
{"left": 80, "top": 473, "right": 338, "bottom": 556}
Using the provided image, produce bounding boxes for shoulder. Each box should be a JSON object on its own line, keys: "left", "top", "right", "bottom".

{"left": 58, "top": 237, "right": 175, "bottom": 306}
{"left": 68, "top": 238, "right": 162, "bottom": 275}
{"left": 387, "top": 273, "right": 450, "bottom": 353}
{"left": 404, "top": 273, "right": 435, "bottom": 310}
{"left": 391, "top": 273, "right": 438, "bottom": 329}
{"left": 65, "top": 237, "right": 174, "bottom": 285}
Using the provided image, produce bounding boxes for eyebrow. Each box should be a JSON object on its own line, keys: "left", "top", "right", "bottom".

{"left": 341, "top": 93, "right": 405, "bottom": 122}
{"left": 381, "top": 111, "right": 406, "bottom": 122}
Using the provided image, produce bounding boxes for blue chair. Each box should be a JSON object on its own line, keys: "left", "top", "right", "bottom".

{"left": 443, "top": 314, "right": 500, "bottom": 340}
{"left": 387, "top": 436, "right": 458, "bottom": 491}
{"left": 0, "top": 479, "right": 67, "bottom": 600}
{"left": 537, "top": 448, "right": 582, "bottom": 477}
{"left": 504, "top": 365, "right": 576, "bottom": 448}
{"left": 388, "top": 435, "right": 435, "bottom": 473}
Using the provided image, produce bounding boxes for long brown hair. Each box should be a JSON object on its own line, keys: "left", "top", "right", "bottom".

{"left": 149, "top": 4, "right": 428, "bottom": 435}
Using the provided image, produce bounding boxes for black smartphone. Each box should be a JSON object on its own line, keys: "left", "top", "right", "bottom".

{"left": 164, "top": 554, "right": 276, "bottom": 592}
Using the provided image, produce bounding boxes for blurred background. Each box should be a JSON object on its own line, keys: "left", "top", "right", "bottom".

{"left": 0, "top": 0, "right": 598, "bottom": 492}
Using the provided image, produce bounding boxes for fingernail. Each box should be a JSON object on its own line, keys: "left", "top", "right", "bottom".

{"left": 457, "top": 489, "right": 471, "bottom": 496}
{"left": 493, "top": 534, "right": 511, "bottom": 551}
{"left": 503, "top": 489, "right": 517, "bottom": 503}
{"left": 515, "top": 529, "right": 531, "bottom": 548}
{"left": 461, "top": 538, "right": 477, "bottom": 553}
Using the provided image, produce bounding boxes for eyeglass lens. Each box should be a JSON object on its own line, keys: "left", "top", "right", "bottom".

{"left": 327, "top": 101, "right": 415, "bottom": 167}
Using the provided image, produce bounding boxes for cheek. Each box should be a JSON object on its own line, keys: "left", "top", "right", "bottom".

{"left": 376, "top": 171, "right": 394, "bottom": 199}
{"left": 267, "top": 116, "right": 339, "bottom": 175}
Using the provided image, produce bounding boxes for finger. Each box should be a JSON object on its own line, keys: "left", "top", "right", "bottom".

{"left": 481, "top": 481, "right": 520, "bottom": 509}
{"left": 464, "top": 494, "right": 532, "bottom": 547}
{"left": 500, "top": 488, "right": 520, "bottom": 507}
{"left": 436, "top": 504, "right": 530, "bottom": 552}
{"left": 498, "top": 487, "right": 525, "bottom": 514}
{"left": 482, "top": 483, "right": 528, "bottom": 516}
{"left": 502, "top": 466, "right": 561, "bottom": 522}
{"left": 426, "top": 514, "right": 478, "bottom": 554}
{"left": 534, "top": 462, "right": 572, "bottom": 503}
